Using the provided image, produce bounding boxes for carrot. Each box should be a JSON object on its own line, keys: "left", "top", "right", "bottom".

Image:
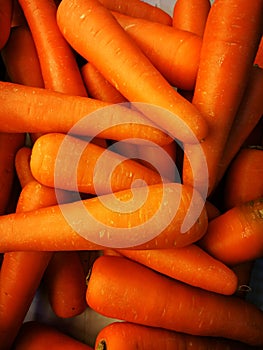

{"left": 15, "top": 146, "right": 35, "bottom": 188}
{"left": 0, "top": 0, "right": 12, "bottom": 49}
{"left": 56, "top": 0, "right": 208, "bottom": 144}
{"left": 18, "top": 0, "right": 87, "bottom": 96}
{"left": 86, "top": 255, "right": 263, "bottom": 346}
{"left": 172, "top": 0, "right": 211, "bottom": 36}
{"left": 216, "top": 65, "right": 263, "bottom": 184}
{"left": 223, "top": 147, "right": 263, "bottom": 210}
{"left": 13, "top": 321, "right": 93, "bottom": 350}
{"left": 81, "top": 62, "right": 127, "bottom": 103}
{"left": 199, "top": 197, "right": 263, "bottom": 266}
{"left": 43, "top": 251, "right": 87, "bottom": 318}
{"left": 0, "top": 132, "right": 25, "bottom": 215}
{"left": 95, "top": 321, "right": 255, "bottom": 350}
{"left": 0, "top": 182, "right": 208, "bottom": 252}
{"left": 1, "top": 24, "right": 44, "bottom": 87}
{"left": 182, "top": 0, "right": 263, "bottom": 196}
{"left": 254, "top": 35, "right": 263, "bottom": 68}
{"left": 111, "top": 11, "right": 202, "bottom": 91}
{"left": 97, "top": 0, "right": 172, "bottom": 25}
{"left": 30, "top": 132, "right": 164, "bottom": 195}
{"left": 117, "top": 243, "right": 238, "bottom": 295}
{"left": 0, "top": 81, "right": 172, "bottom": 145}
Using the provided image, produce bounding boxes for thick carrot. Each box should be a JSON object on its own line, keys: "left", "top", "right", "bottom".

{"left": 30, "top": 132, "right": 163, "bottom": 195}
{"left": 223, "top": 147, "right": 263, "bottom": 210}
{"left": 182, "top": 0, "right": 263, "bottom": 196}
{"left": 18, "top": 0, "right": 87, "bottom": 96}
{"left": 0, "top": 182, "right": 208, "bottom": 251}
{"left": 87, "top": 255, "right": 263, "bottom": 346}
{"left": 0, "top": 132, "right": 25, "bottom": 215}
{"left": 0, "top": 0, "right": 12, "bottom": 49}
{"left": 97, "top": 0, "right": 172, "bottom": 25}
{"left": 56, "top": 0, "right": 208, "bottom": 144}
{"left": 111, "top": 11, "right": 202, "bottom": 90}
{"left": 95, "top": 321, "right": 255, "bottom": 350}
{"left": 199, "top": 197, "right": 263, "bottom": 265}
{"left": 0, "top": 81, "right": 172, "bottom": 145}
{"left": 216, "top": 65, "right": 263, "bottom": 184}
{"left": 1, "top": 24, "right": 44, "bottom": 87}
{"left": 255, "top": 35, "right": 263, "bottom": 68}
{"left": 13, "top": 321, "right": 93, "bottom": 350}
{"left": 172, "top": 0, "right": 211, "bottom": 36}
{"left": 117, "top": 244, "right": 238, "bottom": 295}
{"left": 81, "top": 62, "right": 127, "bottom": 103}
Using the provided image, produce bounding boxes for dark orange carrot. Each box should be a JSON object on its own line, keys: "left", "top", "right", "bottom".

{"left": 172, "top": 0, "right": 211, "bottom": 36}
{"left": 1, "top": 24, "right": 44, "bottom": 87}
{"left": 87, "top": 255, "right": 263, "bottom": 346}
{"left": 0, "top": 81, "right": 172, "bottom": 146}
{"left": 57, "top": 0, "right": 208, "bottom": 144}
{"left": 200, "top": 197, "right": 263, "bottom": 265}
{"left": 81, "top": 62, "right": 127, "bottom": 103}
{"left": 111, "top": 11, "right": 202, "bottom": 90}
{"left": 30, "top": 132, "right": 163, "bottom": 195}
{"left": 0, "top": 182, "right": 208, "bottom": 252}
{"left": 15, "top": 146, "right": 35, "bottom": 188}
{"left": 183, "top": 0, "right": 263, "bottom": 196}
{"left": 117, "top": 243, "right": 238, "bottom": 295}
{"left": 95, "top": 321, "right": 255, "bottom": 350}
{"left": 97, "top": 0, "right": 172, "bottom": 25}
{"left": 18, "top": 0, "right": 87, "bottom": 96}
{"left": 223, "top": 147, "right": 263, "bottom": 210}
{"left": 0, "top": 0, "right": 12, "bottom": 49}
{"left": 13, "top": 321, "right": 93, "bottom": 350}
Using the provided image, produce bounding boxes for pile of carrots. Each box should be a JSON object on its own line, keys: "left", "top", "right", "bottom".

{"left": 0, "top": 0, "right": 263, "bottom": 349}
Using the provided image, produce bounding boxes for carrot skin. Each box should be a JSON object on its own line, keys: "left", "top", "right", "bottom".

{"left": 0, "top": 0, "right": 13, "bottom": 49}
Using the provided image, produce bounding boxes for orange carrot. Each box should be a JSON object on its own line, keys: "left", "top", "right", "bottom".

{"left": 30, "top": 132, "right": 163, "bottom": 195}
{"left": 56, "top": 0, "right": 208, "bottom": 144}
{"left": 18, "top": 0, "right": 87, "bottom": 96}
{"left": 117, "top": 243, "right": 238, "bottom": 295}
{"left": 95, "top": 321, "right": 255, "bottom": 350}
{"left": 200, "top": 197, "right": 263, "bottom": 265}
{"left": 0, "top": 182, "right": 208, "bottom": 251}
{"left": 254, "top": 35, "right": 263, "bottom": 68}
{"left": 111, "top": 11, "right": 202, "bottom": 90}
{"left": 0, "top": 81, "right": 172, "bottom": 145}
{"left": 0, "top": 132, "right": 25, "bottom": 215}
{"left": 15, "top": 146, "right": 35, "bottom": 188}
{"left": 81, "top": 62, "right": 127, "bottom": 103}
{"left": 13, "top": 321, "right": 93, "bottom": 350}
{"left": 0, "top": 0, "right": 12, "bottom": 49}
{"left": 87, "top": 255, "right": 263, "bottom": 346}
{"left": 216, "top": 65, "right": 263, "bottom": 184}
{"left": 172, "top": 0, "right": 211, "bottom": 36}
{"left": 1, "top": 24, "right": 44, "bottom": 87}
{"left": 97, "top": 0, "right": 172, "bottom": 25}
{"left": 182, "top": 0, "right": 263, "bottom": 196}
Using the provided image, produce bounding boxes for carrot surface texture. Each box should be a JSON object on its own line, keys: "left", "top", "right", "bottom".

{"left": 182, "top": 0, "right": 263, "bottom": 196}
{"left": 112, "top": 11, "right": 202, "bottom": 90}
{"left": 200, "top": 197, "right": 263, "bottom": 266}
{"left": 0, "top": 182, "right": 208, "bottom": 252}
{"left": 56, "top": 0, "right": 208, "bottom": 144}
{"left": 87, "top": 255, "right": 263, "bottom": 346}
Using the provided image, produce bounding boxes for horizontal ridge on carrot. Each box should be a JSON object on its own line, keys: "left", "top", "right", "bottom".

{"left": 56, "top": 0, "right": 208, "bottom": 144}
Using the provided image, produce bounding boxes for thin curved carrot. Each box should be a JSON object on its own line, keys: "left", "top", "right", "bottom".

{"left": 111, "top": 11, "right": 202, "bottom": 90}
{"left": 0, "top": 0, "right": 12, "bottom": 49}
{"left": 15, "top": 146, "right": 35, "bottom": 188}
{"left": 183, "top": 0, "right": 263, "bottom": 196}
{"left": 87, "top": 255, "right": 263, "bottom": 346}
{"left": 95, "top": 321, "right": 254, "bottom": 350}
{"left": 117, "top": 244, "right": 238, "bottom": 295}
{"left": 223, "top": 147, "right": 263, "bottom": 210}
{"left": 18, "top": 0, "right": 87, "bottom": 96}
{"left": 13, "top": 321, "right": 93, "bottom": 350}
{"left": 0, "top": 81, "right": 172, "bottom": 146}
{"left": 199, "top": 197, "right": 263, "bottom": 266}
{"left": 97, "top": 0, "right": 172, "bottom": 25}
{"left": 0, "top": 182, "right": 208, "bottom": 251}
{"left": 81, "top": 62, "right": 127, "bottom": 103}
{"left": 56, "top": 0, "right": 208, "bottom": 144}
{"left": 172, "top": 0, "right": 211, "bottom": 36}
